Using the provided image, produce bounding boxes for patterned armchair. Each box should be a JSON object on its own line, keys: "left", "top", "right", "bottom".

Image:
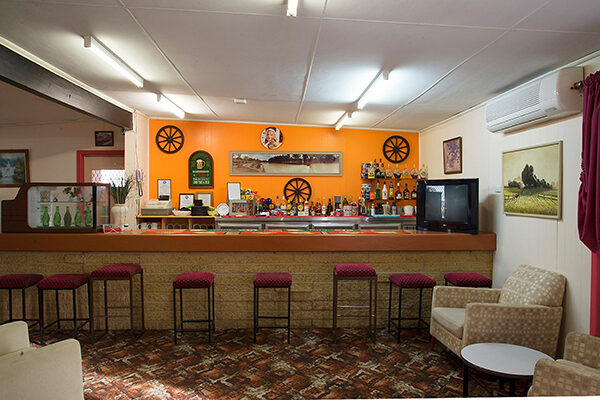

{"left": 430, "top": 265, "right": 566, "bottom": 358}
{"left": 528, "top": 332, "right": 600, "bottom": 396}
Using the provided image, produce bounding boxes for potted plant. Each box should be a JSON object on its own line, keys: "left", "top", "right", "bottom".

{"left": 110, "top": 175, "right": 134, "bottom": 227}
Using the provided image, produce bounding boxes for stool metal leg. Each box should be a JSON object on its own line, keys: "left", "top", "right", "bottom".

{"left": 387, "top": 281, "right": 392, "bottom": 333}
{"left": 55, "top": 289, "right": 60, "bottom": 330}
{"left": 253, "top": 287, "right": 258, "bottom": 343}
{"left": 8, "top": 289, "right": 12, "bottom": 321}
{"left": 397, "top": 287, "right": 402, "bottom": 343}
{"left": 39, "top": 288, "right": 44, "bottom": 344}
{"left": 21, "top": 288, "right": 26, "bottom": 321}
{"left": 368, "top": 279, "right": 372, "bottom": 336}
{"left": 88, "top": 281, "right": 93, "bottom": 337}
{"left": 140, "top": 271, "right": 145, "bottom": 331}
{"left": 129, "top": 277, "right": 134, "bottom": 332}
{"left": 373, "top": 277, "right": 377, "bottom": 342}
{"left": 173, "top": 287, "right": 177, "bottom": 344}
{"left": 332, "top": 271, "right": 337, "bottom": 343}
{"left": 417, "top": 287, "right": 423, "bottom": 332}
{"left": 287, "top": 286, "right": 291, "bottom": 343}
{"left": 207, "top": 284, "right": 212, "bottom": 344}
{"left": 72, "top": 288, "right": 78, "bottom": 338}
{"left": 103, "top": 280, "right": 109, "bottom": 331}
{"left": 212, "top": 282, "right": 215, "bottom": 332}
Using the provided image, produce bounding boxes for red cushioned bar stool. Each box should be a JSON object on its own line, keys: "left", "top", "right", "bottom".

{"left": 91, "top": 264, "right": 145, "bottom": 335}
{"left": 0, "top": 274, "right": 44, "bottom": 327}
{"left": 254, "top": 273, "right": 292, "bottom": 343}
{"left": 333, "top": 264, "right": 377, "bottom": 343}
{"left": 444, "top": 272, "right": 492, "bottom": 288}
{"left": 387, "top": 273, "right": 436, "bottom": 343}
{"left": 37, "top": 273, "right": 93, "bottom": 344}
{"left": 173, "top": 272, "right": 215, "bottom": 344}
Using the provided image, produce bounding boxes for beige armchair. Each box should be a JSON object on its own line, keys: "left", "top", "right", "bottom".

{"left": 430, "top": 264, "right": 566, "bottom": 358}
{"left": 528, "top": 332, "right": 600, "bottom": 396}
{"left": 0, "top": 321, "right": 84, "bottom": 400}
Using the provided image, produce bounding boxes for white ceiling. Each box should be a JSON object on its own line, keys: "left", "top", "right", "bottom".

{"left": 0, "top": 0, "right": 599, "bottom": 131}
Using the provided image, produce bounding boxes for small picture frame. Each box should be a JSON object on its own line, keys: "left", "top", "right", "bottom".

{"left": 195, "top": 192, "right": 213, "bottom": 207}
{"left": 443, "top": 136, "right": 462, "bottom": 174}
{"left": 95, "top": 130, "right": 114, "bottom": 147}
{"left": 0, "top": 149, "right": 30, "bottom": 187}
{"left": 227, "top": 182, "right": 241, "bottom": 201}
{"left": 157, "top": 179, "right": 171, "bottom": 200}
{"left": 179, "top": 193, "right": 195, "bottom": 208}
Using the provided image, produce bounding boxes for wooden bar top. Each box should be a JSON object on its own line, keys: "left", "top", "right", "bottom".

{"left": 0, "top": 230, "right": 496, "bottom": 252}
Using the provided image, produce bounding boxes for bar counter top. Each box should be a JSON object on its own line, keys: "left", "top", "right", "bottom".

{"left": 0, "top": 230, "right": 496, "bottom": 252}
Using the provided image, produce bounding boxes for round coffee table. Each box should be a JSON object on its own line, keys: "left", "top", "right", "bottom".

{"left": 461, "top": 343, "right": 553, "bottom": 397}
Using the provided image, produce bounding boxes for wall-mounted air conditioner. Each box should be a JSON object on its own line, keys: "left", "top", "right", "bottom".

{"left": 485, "top": 67, "right": 583, "bottom": 133}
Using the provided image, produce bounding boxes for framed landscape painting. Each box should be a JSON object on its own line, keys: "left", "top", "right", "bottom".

{"left": 0, "top": 149, "right": 30, "bottom": 187}
{"left": 502, "top": 141, "right": 562, "bottom": 219}
{"left": 230, "top": 151, "right": 342, "bottom": 176}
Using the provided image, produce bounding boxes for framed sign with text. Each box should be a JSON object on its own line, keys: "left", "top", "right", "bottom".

{"left": 189, "top": 151, "right": 214, "bottom": 188}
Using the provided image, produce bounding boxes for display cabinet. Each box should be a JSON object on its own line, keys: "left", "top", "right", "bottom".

{"left": 1, "top": 183, "right": 110, "bottom": 233}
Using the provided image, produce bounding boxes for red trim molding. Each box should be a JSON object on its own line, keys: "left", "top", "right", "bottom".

{"left": 76, "top": 150, "right": 124, "bottom": 182}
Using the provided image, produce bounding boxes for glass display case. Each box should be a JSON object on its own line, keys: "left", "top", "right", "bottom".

{"left": 1, "top": 183, "right": 110, "bottom": 233}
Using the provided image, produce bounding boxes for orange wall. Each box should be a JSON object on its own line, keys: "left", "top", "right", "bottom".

{"left": 149, "top": 120, "right": 418, "bottom": 208}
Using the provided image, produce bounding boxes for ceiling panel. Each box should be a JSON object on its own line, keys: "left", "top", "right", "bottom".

{"left": 131, "top": 8, "right": 321, "bottom": 101}
{"left": 323, "top": 0, "right": 548, "bottom": 28}
{"left": 376, "top": 103, "right": 459, "bottom": 131}
{"left": 201, "top": 97, "right": 299, "bottom": 123}
{"left": 304, "top": 20, "right": 502, "bottom": 105}
{"left": 515, "top": 0, "right": 600, "bottom": 33}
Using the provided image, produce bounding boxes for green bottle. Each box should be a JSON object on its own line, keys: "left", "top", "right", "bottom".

{"left": 84, "top": 206, "right": 92, "bottom": 227}
{"left": 64, "top": 206, "right": 72, "bottom": 227}
{"left": 53, "top": 206, "right": 61, "bottom": 227}
{"left": 41, "top": 206, "right": 50, "bottom": 227}
{"left": 74, "top": 207, "right": 82, "bottom": 227}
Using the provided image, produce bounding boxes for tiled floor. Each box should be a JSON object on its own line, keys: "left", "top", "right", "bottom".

{"left": 73, "top": 328, "right": 529, "bottom": 399}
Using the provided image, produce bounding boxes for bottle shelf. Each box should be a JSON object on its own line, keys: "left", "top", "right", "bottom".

{"left": 365, "top": 199, "right": 416, "bottom": 202}
{"left": 38, "top": 201, "right": 92, "bottom": 204}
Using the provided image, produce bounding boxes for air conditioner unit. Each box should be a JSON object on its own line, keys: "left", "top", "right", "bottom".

{"left": 485, "top": 67, "right": 583, "bottom": 133}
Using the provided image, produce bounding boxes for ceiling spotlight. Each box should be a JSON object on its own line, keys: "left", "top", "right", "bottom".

{"left": 357, "top": 70, "right": 389, "bottom": 110}
{"left": 335, "top": 112, "right": 351, "bottom": 131}
{"left": 83, "top": 35, "right": 144, "bottom": 88}
{"left": 234, "top": 98, "right": 247, "bottom": 104}
{"left": 287, "top": 0, "right": 298, "bottom": 17}
{"left": 157, "top": 94, "right": 185, "bottom": 119}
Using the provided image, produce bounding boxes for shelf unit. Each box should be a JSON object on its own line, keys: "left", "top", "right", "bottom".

{"left": 137, "top": 215, "right": 215, "bottom": 230}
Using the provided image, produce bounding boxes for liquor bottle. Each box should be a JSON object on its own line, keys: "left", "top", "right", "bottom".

{"left": 378, "top": 158, "right": 385, "bottom": 178}
{"left": 84, "top": 206, "right": 92, "bottom": 227}
{"left": 396, "top": 183, "right": 402, "bottom": 200}
{"left": 303, "top": 200, "right": 309, "bottom": 214}
{"left": 374, "top": 159, "right": 380, "bottom": 179}
{"left": 391, "top": 202, "right": 397, "bottom": 215}
{"left": 321, "top": 197, "right": 327, "bottom": 215}
{"left": 315, "top": 201, "right": 321, "bottom": 216}
{"left": 63, "top": 206, "right": 72, "bottom": 227}
{"left": 394, "top": 165, "right": 401, "bottom": 178}
{"left": 411, "top": 185, "right": 417, "bottom": 200}
{"left": 41, "top": 206, "right": 50, "bottom": 227}
{"left": 343, "top": 196, "right": 348, "bottom": 206}
{"left": 369, "top": 185, "right": 375, "bottom": 200}
{"left": 368, "top": 161, "right": 375, "bottom": 179}
{"left": 382, "top": 182, "right": 388, "bottom": 200}
{"left": 290, "top": 202, "right": 298, "bottom": 216}
{"left": 351, "top": 196, "right": 358, "bottom": 216}
{"left": 410, "top": 164, "right": 419, "bottom": 179}
{"left": 403, "top": 184, "right": 410, "bottom": 200}
{"left": 389, "top": 182, "right": 394, "bottom": 199}
{"left": 53, "top": 206, "right": 61, "bottom": 227}
{"left": 309, "top": 201, "right": 315, "bottom": 216}
{"left": 370, "top": 204, "right": 376, "bottom": 216}
{"left": 326, "top": 198, "right": 333, "bottom": 216}
{"left": 386, "top": 163, "right": 393, "bottom": 178}
{"left": 359, "top": 197, "right": 366, "bottom": 216}
{"left": 74, "top": 207, "right": 82, "bottom": 227}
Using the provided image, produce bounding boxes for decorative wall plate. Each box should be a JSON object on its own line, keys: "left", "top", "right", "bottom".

{"left": 283, "top": 178, "right": 312, "bottom": 203}
{"left": 156, "top": 125, "right": 184, "bottom": 153}
{"left": 383, "top": 135, "right": 410, "bottom": 163}
{"left": 216, "top": 203, "right": 230, "bottom": 216}
{"left": 261, "top": 126, "right": 283, "bottom": 150}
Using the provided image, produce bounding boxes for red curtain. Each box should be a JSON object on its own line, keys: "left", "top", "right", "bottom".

{"left": 578, "top": 71, "right": 600, "bottom": 336}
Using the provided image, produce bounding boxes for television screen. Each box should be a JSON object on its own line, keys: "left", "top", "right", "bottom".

{"left": 417, "top": 178, "right": 478, "bottom": 234}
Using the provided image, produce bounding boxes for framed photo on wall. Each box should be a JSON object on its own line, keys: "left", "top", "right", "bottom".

{"left": 502, "top": 141, "right": 562, "bottom": 219}
{"left": 443, "top": 136, "right": 462, "bottom": 174}
{"left": 95, "top": 130, "right": 114, "bottom": 147}
{"left": 178, "top": 193, "right": 195, "bottom": 208}
{"left": 0, "top": 149, "right": 30, "bottom": 187}
{"left": 195, "top": 192, "right": 213, "bottom": 207}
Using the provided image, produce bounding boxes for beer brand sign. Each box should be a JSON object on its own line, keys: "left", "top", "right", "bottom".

{"left": 189, "top": 151, "right": 214, "bottom": 188}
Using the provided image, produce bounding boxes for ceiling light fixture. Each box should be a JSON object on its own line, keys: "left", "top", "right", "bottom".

{"left": 287, "top": 0, "right": 298, "bottom": 17}
{"left": 234, "top": 98, "right": 247, "bottom": 104}
{"left": 157, "top": 94, "right": 185, "bottom": 119}
{"left": 335, "top": 112, "right": 351, "bottom": 131}
{"left": 356, "top": 70, "right": 389, "bottom": 110}
{"left": 83, "top": 35, "right": 144, "bottom": 88}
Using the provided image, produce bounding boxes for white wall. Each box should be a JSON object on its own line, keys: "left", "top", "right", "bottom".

{"left": 420, "top": 57, "right": 600, "bottom": 340}
{"left": 0, "top": 118, "right": 124, "bottom": 230}
{"left": 124, "top": 111, "right": 150, "bottom": 227}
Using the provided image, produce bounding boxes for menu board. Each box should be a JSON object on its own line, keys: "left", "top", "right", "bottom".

{"left": 189, "top": 151, "right": 214, "bottom": 188}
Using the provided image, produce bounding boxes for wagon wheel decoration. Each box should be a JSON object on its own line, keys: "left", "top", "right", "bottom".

{"left": 283, "top": 178, "right": 312, "bottom": 204}
{"left": 156, "top": 125, "right": 184, "bottom": 154}
{"left": 383, "top": 135, "right": 410, "bottom": 163}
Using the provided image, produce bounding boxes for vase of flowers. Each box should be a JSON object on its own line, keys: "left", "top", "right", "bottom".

{"left": 110, "top": 175, "right": 133, "bottom": 227}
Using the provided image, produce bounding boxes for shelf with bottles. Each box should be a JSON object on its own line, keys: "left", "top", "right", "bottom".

{"left": 360, "top": 159, "right": 428, "bottom": 181}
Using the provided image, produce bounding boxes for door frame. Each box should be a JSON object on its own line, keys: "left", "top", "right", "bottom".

{"left": 76, "top": 150, "right": 125, "bottom": 183}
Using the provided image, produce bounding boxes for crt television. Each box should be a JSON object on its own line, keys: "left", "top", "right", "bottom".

{"left": 416, "top": 178, "right": 479, "bottom": 234}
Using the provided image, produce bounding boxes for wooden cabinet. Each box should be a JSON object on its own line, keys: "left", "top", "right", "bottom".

{"left": 136, "top": 216, "right": 215, "bottom": 230}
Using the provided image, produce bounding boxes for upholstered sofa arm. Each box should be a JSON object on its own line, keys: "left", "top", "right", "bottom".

{"left": 431, "top": 286, "right": 501, "bottom": 308}
{"left": 564, "top": 331, "right": 600, "bottom": 368}
{"left": 463, "top": 303, "right": 563, "bottom": 357}
{"left": 528, "top": 358, "right": 600, "bottom": 396}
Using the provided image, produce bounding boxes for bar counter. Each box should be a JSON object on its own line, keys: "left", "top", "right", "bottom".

{"left": 0, "top": 230, "right": 496, "bottom": 330}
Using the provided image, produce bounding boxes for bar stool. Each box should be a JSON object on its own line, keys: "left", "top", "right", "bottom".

{"left": 387, "top": 273, "right": 436, "bottom": 343}
{"left": 173, "top": 272, "right": 215, "bottom": 344}
{"left": 444, "top": 272, "right": 492, "bottom": 287}
{"left": 37, "top": 273, "right": 92, "bottom": 344}
{"left": 91, "top": 263, "right": 145, "bottom": 334}
{"left": 0, "top": 274, "right": 44, "bottom": 327}
{"left": 254, "top": 272, "right": 292, "bottom": 343}
{"left": 333, "top": 263, "right": 377, "bottom": 343}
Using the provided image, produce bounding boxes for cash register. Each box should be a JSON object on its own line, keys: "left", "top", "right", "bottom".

{"left": 141, "top": 198, "right": 173, "bottom": 216}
